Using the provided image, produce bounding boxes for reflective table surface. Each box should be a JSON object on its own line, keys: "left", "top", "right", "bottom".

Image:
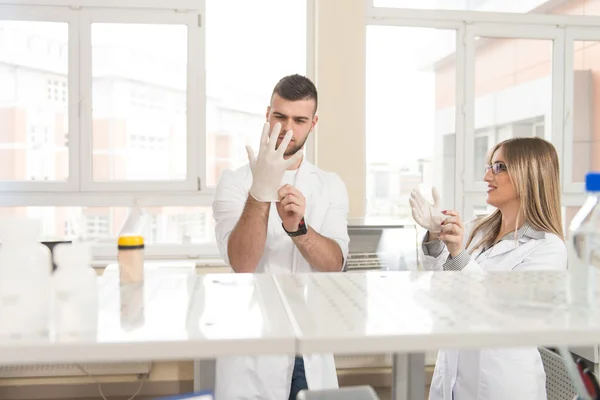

{"left": 0, "top": 272, "right": 295, "bottom": 364}
{"left": 2, "top": 270, "right": 599, "bottom": 365}
{"left": 274, "top": 270, "right": 600, "bottom": 354}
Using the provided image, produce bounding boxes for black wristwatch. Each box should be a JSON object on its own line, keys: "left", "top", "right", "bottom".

{"left": 283, "top": 217, "right": 308, "bottom": 237}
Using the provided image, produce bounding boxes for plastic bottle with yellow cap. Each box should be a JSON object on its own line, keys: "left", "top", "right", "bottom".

{"left": 118, "top": 235, "right": 144, "bottom": 283}
{"left": 117, "top": 204, "right": 147, "bottom": 283}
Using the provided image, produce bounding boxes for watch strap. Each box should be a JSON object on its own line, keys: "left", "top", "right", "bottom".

{"left": 283, "top": 217, "right": 308, "bottom": 237}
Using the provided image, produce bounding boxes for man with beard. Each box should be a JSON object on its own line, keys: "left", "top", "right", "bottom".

{"left": 212, "top": 74, "right": 350, "bottom": 399}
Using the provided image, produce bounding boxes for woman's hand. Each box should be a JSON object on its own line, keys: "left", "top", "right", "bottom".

{"left": 439, "top": 210, "right": 464, "bottom": 258}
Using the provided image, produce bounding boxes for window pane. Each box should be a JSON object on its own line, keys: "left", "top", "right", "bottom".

{"left": 91, "top": 23, "right": 187, "bottom": 181}
{"left": 472, "top": 37, "right": 551, "bottom": 184}
{"left": 0, "top": 21, "right": 69, "bottom": 181}
{"left": 569, "top": 40, "right": 599, "bottom": 184}
{"left": 205, "top": 0, "right": 307, "bottom": 186}
{"left": 463, "top": 197, "right": 496, "bottom": 222}
{"left": 374, "top": 0, "right": 600, "bottom": 14}
{"left": 0, "top": 206, "right": 214, "bottom": 244}
{"left": 366, "top": 26, "right": 456, "bottom": 221}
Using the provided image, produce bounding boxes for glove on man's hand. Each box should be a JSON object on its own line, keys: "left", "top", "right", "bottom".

{"left": 246, "top": 122, "right": 303, "bottom": 202}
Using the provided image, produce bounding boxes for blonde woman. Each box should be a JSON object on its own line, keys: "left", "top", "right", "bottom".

{"left": 410, "top": 137, "right": 567, "bottom": 400}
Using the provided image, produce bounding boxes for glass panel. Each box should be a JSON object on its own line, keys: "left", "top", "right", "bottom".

{"left": 374, "top": 0, "right": 600, "bottom": 15}
{"left": 0, "top": 21, "right": 69, "bottom": 181}
{"left": 570, "top": 40, "right": 599, "bottom": 184}
{"left": 366, "top": 26, "right": 456, "bottom": 221}
{"left": 472, "top": 37, "right": 552, "bottom": 184}
{"left": 205, "top": 0, "right": 307, "bottom": 186}
{"left": 0, "top": 207, "right": 214, "bottom": 244}
{"left": 474, "top": 132, "right": 490, "bottom": 177}
{"left": 464, "top": 197, "right": 496, "bottom": 221}
{"left": 91, "top": 23, "right": 187, "bottom": 181}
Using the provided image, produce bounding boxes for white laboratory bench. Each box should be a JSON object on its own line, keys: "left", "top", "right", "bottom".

{"left": 1, "top": 269, "right": 599, "bottom": 400}
{"left": 275, "top": 270, "right": 600, "bottom": 353}
{"left": 0, "top": 272, "right": 296, "bottom": 365}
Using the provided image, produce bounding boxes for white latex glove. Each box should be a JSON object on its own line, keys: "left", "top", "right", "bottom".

{"left": 409, "top": 186, "right": 444, "bottom": 233}
{"left": 245, "top": 122, "right": 303, "bottom": 202}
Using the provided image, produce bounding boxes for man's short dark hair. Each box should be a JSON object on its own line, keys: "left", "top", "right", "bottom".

{"left": 271, "top": 74, "right": 318, "bottom": 112}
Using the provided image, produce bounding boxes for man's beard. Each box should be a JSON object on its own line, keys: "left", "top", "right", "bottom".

{"left": 276, "top": 131, "right": 310, "bottom": 157}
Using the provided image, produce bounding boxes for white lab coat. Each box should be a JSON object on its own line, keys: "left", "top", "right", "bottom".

{"left": 423, "top": 221, "right": 567, "bottom": 400}
{"left": 212, "top": 160, "right": 350, "bottom": 400}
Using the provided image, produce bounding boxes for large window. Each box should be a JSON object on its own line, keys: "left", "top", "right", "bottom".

{"left": 366, "top": 26, "right": 456, "bottom": 222}
{"left": 205, "top": 0, "right": 307, "bottom": 186}
{"left": 366, "top": 2, "right": 600, "bottom": 232}
{"left": 0, "top": 1, "right": 308, "bottom": 259}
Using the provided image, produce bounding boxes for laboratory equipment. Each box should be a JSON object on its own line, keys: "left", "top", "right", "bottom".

{"left": 567, "top": 172, "right": 600, "bottom": 306}
{"left": 345, "top": 222, "right": 418, "bottom": 271}
{"left": 53, "top": 242, "right": 98, "bottom": 340}
{"left": 0, "top": 217, "right": 52, "bottom": 341}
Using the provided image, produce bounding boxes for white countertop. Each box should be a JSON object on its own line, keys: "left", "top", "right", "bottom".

{"left": 0, "top": 273, "right": 295, "bottom": 364}
{"left": 2, "top": 270, "right": 599, "bottom": 365}
{"left": 274, "top": 270, "right": 600, "bottom": 354}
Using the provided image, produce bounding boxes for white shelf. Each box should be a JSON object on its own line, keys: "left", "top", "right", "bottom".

{"left": 274, "top": 271, "right": 600, "bottom": 354}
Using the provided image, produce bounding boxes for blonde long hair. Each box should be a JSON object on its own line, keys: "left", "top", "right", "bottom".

{"left": 465, "top": 137, "right": 563, "bottom": 253}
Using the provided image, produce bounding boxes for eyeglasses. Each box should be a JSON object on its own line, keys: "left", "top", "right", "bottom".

{"left": 485, "top": 161, "right": 508, "bottom": 175}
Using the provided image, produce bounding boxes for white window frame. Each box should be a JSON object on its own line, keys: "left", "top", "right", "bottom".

{"left": 563, "top": 27, "right": 600, "bottom": 194}
{"left": 463, "top": 23, "right": 564, "bottom": 194}
{"left": 0, "top": 0, "right": 314, "bottom": 261}
{"left": 365, "top": 5, "right": 600, "bottom": 220}
{"left": 363, "top": 18, "right": 466, "bottom": 214}
{"left": 78, "top": 8, "right": 204, "bottom": 193}
{"left": 0, "top": 5, "right": 80, "bottom": 193}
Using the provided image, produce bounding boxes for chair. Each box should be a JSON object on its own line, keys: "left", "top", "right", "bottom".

{"left": 539, "top": 347, "right": 578, "bottom": 400}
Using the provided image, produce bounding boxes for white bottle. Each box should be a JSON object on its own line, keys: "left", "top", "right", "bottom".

{"left": 0, "top": 217, "right": 52, "bottom": 341}
{"left": 53, "top": 243, "right": 98, "bottom": 340}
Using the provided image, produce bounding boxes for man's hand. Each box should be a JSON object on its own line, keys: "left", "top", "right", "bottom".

{"left": 246, "top": 122, "right": 303, "bottom": 202}
{"left": 276, "top": 184, "right": 306, "bottom": 232}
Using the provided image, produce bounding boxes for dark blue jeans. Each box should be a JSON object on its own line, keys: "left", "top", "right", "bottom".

{"left": 289, "top": 356, "right": 308, "bottom": 400}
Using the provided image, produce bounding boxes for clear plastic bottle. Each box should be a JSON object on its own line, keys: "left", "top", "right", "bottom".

{"left": 567, "top": 172, "right": 600, "bottom": 306}
{"left": 0, "top": 217, "right": 52, "bottom": 341}
{"left": 53, "top": 243, "right": 98, "bottom": 341}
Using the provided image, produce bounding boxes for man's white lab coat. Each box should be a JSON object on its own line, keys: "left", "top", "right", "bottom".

{"left": 423, "top": 221, "right": 567, "bottom": 400}
{"left": 212, "top": 160, "right": 350, "bottom": 400}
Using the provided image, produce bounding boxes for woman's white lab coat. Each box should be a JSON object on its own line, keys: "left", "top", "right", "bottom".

{"left": 212, "top": 160, "right": 350, "bottom": 400}
{"left": 423, "top": 221, "right": 567, "bottom": 400}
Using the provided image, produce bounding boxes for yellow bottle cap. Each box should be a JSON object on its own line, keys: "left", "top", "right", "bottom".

{"left": 118, "top": 235, "right": 145, "bottom": 247}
